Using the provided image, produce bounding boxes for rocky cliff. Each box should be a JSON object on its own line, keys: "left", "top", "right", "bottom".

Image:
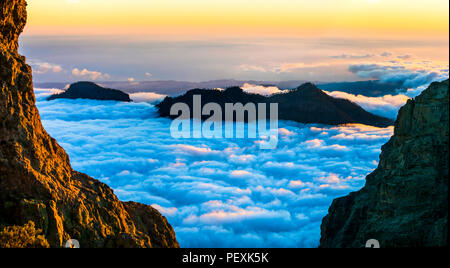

{"left": 320, "top": 79, "right": 449, "bottom": 248}
{"left": 0, "top": 0, "right": 178, "bottom": 248}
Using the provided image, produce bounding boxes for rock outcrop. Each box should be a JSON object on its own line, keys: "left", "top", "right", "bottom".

{"left": 47, "top": 81, "right": 131, "bottom": 102}
{"left": 320, "top": 79, "right": 449, "bottom": 248}
{"left": 1, "top": 0, "right": 178, "bottom": 248}
{"left": 157, "top": 83, "right": 394, "bottom": 127}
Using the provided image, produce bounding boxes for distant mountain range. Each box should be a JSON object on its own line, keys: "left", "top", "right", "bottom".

{"left": 36, "top": 79, "right": 406, "bottom": 97}
{"left": 157, "top": 83, "right": 394, "bottom": 127}
{"left": 317, "top": 80, "right": 406, "bottom": 97}
{"left": 44, "top": 81, "right": 394, "bottom": 126}
{"left": 47, "top": 81, "right": 131, "bottom": 102}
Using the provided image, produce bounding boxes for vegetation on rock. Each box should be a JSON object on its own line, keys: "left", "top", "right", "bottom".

{"left": 0, "top": 221, "right": 50, "bottom": 248}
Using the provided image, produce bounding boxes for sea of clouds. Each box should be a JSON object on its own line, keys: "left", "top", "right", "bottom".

{"left": 35, "top": 88, "right": 396, "bottom": 247}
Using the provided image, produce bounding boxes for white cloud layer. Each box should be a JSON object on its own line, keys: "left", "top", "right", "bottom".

{"left": 325, "top": 91, "right": 411, "bottom": 119}
{"left": 130, "top": 92, "right": 167, "bottom": 103}
{"left": 35, "top": 89, "right": 393, "bottom": 247}
{"left": 349, "top": 62, "right": 448, "bottom": 88}
{"left": 29, "top": 60, "right": 63, "bottom": 74}
{"left": 241, "top": 83, "right": 288, "bottom": 96}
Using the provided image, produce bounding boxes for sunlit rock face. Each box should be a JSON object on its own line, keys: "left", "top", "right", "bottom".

{"left": 320, "top": 80, "right": 449, "bottom": 248}
{"left": 0, "top": 0, "right": 178, "bottom": 248}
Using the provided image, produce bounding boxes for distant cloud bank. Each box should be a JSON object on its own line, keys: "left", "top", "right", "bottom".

{"left": 326, "top": 91, "right": 411, "bottom": 119}
{"left": 72, "top": 68, "right": 110, "bottom": 80}
{"left": 241, "top": 83, "right": 288, "bottom": 96}
{"left": 349, "top": 62, "right": 448, "bottom": 89}
{"left": 29, "top": 60, "right": 63, "bottom": 75}
{"left": 130, "top": 92, "right": 167, "bottom": 103}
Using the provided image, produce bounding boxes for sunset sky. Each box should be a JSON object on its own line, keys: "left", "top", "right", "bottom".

{"left": 25, "top": 0, "right": 449, "bottom": 37}
{"left": 21, "top": 1, "right": 449, "bottom": 248}
{"left": 20, "top": 0, "right": 449, "bottom": 83}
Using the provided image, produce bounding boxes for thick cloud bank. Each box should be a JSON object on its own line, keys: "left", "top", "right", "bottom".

{"left": 349, "top": 63, "right": 449, "bottom": 89}
{"left": 325, "top": 91, "right": 411, "bottom": 119}
{"left": 35, "top": 89, "right": 393, "bottom": 247}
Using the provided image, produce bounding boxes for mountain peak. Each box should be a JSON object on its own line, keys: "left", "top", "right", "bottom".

{"left": 293, "top": 83, "right": 326, "bottom": 97}
{"left": 224, "top": 86, "right": 245, "bottom": 94}
{"left": 48, "top": 81, "right": 131, "bottom": 102}
{"left": 295, "top": 82, "right": 321, "bottom": 91}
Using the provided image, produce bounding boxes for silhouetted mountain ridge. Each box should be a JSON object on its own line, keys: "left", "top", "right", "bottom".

{"left": 317, "top": 80, "right": 406, "bottom": 97}
{"left": 47, "top": 81, "right": 131, "bottom": 102}
{"left": 35, "top": 79, "right": 405, "bottom": 97}
{"left": 157, "top": 83, "right": 394, "bottom": 127}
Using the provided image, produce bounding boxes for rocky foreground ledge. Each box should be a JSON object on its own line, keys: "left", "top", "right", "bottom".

{"left": 320, "top": 79, "right": 449, "bottom": 248}
{"left": 0, "top": 0, "right": 178, "bottom": 248}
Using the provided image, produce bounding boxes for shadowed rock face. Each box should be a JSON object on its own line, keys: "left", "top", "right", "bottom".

{"left": 0, "top": 0, "right": 178, "bottom": 248}
{"left": 320, "top": 80, "right": 449, "bottom": 248}
{"left": 48, "top": 82, "right": 131, "bottom": 102}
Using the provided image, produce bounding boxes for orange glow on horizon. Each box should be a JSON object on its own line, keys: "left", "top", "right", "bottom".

{"left": 24, "top": 0, "right": 449, "bottom": 38}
